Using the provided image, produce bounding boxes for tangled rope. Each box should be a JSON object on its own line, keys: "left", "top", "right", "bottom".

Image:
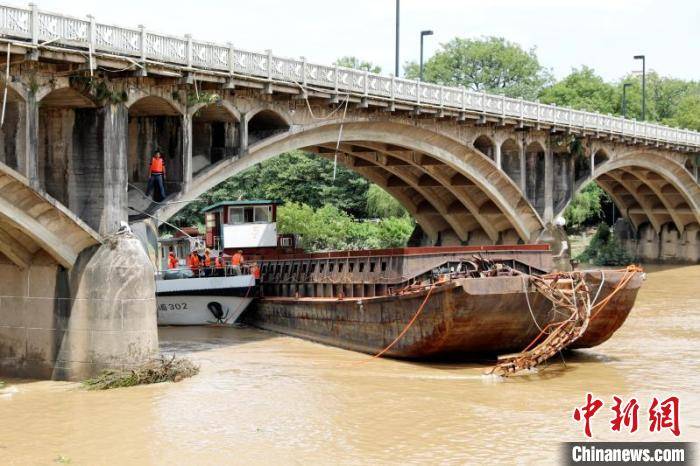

{"left": 489, "top": 265, "right": 642, "bottom": 377}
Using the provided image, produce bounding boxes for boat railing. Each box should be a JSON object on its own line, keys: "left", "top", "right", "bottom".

{"left": 156, "top": 263, "right": 252, "bottom": 280}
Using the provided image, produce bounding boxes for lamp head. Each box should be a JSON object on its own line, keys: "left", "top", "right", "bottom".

{"left": 633, "top": 55, "right": 645, "bottom": 60}
{"left": 421, "top": 30, "right": 434, "bottom": 36}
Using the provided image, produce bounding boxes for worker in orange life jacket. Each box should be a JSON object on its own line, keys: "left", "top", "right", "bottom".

{"left": 214, "top": 253, "right": 225, "bottom": 277}
{"left": 167, "top": 248, "right": 179, "bottom": 270}
{"left": 188, "top": 251, "right": 201, "bottom": 277}
{"left": 203, "top": 249, "right": 212, "bottom": 277}
{"left": 145, "top": 149, "right": 167, "bottom": 201}
{"left": 230, "top": 250, "right": 244, "bottom": 276}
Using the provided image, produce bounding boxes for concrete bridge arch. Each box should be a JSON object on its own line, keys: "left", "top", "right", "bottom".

{"left": 156, "top": 120, "right": 545, "bottom": 245}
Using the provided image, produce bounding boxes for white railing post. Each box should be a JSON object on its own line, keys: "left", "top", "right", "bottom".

{"left": 301, "top": 56, "right": 307, "bottom": 87}
{"left": 227, "top": 42, "right": 235, "bottom": 75}
{"left": 364, "top": 69, "right": 369, "bottom": 97}
{"left": 390, "top": 75, "right": 395, "bottom": 102}
{"left": 267, "top": 49, "right": 273, "bottom": 81}
{"left": 536, "top": 101, "right": 541, "bottom": 125}
{"left": 416, "top": 80, "right": 421, "bottom": 106}
{"left": 29, "top": 2, "right": 39, "bottom": 44}
{"left": 334, "top": 64, "right": 339, "bottom": 94}
{"left": 461, "top": 87, "right": 466, "bottom": 113}
{"left": 185, "top": 34, "right": 192, "bottom": 68}
{"left": 501, "top": 94, "right": 506, "bottom": 118}
{"left": 87, "top": 14, "right": 96, "bottom": 71}
{"left": 138, "top": 24, "right": 146, "bottom": 63}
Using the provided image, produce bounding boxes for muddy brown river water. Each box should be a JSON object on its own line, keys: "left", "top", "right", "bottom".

{"left": 0, "top": 265, "right": 698, "bottom": 465}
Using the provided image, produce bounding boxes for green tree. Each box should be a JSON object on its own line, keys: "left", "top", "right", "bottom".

{"left": 171, "top": 151, "right": 370, "bottom": 226}
{"left": 539, "top": 66, "right": 617, "bottom": 113}
{"left": 663, "top": 94, "right": 700, "bottom": 131}
{"left": 366, "top": 184, "right": 407, "bottom": 218}
{"left": 334, "top": 56, "right": 382, "bottom": 74}
{"left": 404, "top": 36, "right": 551, "bottom": 99}
{"left": 577, "top": 223, "right": 632, "bottom": 266}
{"left": 564, "top": 183, "right": 606, "bottom": 229}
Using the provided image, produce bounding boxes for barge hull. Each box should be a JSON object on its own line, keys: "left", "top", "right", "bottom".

{"left": 243, "top": 271, "right": 643, "bottom": 358}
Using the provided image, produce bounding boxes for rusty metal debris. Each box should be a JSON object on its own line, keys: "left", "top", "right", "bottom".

{"left": 488, "top": 270, "right": 592, "bottom": 377}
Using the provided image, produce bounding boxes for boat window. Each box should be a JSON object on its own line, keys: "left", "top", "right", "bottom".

{"left": 275, "top": 264, "right": 281, "bottom": 273}
{"left": 283, "top": 264, "right": 289, "bottom": 274}
{"left": 338, "top": 263, "right": 344, "bottom": 272}
{"left": 302, "top": 264, "right": 307, "bottom": 273}
{"left": 381, "top": 261, "right": 387, "bottom": 272}
{"left": 310, "top": 263, "right": 316, "bottom": 273}
{"left": 349, "top": 262, "right": 355, "bottom": 272}
{"left": 359, "top": 262, "right": 365, "bottom": 272}
{"left": 329, "top": 263, "right": 335, "bottom": 272}
{"left": 254, "top": 205, "right": 272, "bottom": 223}
{"left": 292, "top": 264, "right": 298, "bottom": 274}
{"left": 320, "top": 263, "right": 325, "bottom": 273}
{"left": 370, "top": 262, "right": 376, "bottom": 272}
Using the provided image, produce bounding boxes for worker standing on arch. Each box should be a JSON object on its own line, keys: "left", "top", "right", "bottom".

{"left": 145, "top": 149, "right": 167, "bottom": 201}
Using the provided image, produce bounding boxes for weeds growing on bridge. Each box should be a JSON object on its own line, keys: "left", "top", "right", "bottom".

{"left": 82, "top": 355, "right": 199, "bottom": 390}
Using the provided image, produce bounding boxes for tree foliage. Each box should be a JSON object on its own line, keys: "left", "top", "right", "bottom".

{"left": 564, "top": 183, "right": 607, "bottom": 230}
{"left": 172, "top": 151, "right": 370, "bottom": 226}
{"left": 334, "top": 56, "right": 382, "bottom": 74}
{"left": 405, "top": 36, "right": 551, "bottom": 99}
{"left": 277, "top": 202, "right": 413, "bottom": 251}
{"left": 577, "top": 223, "right": 632, "bottom": 266}
{"left": 366, "top": 184, "right": 408, "bottom": 218}
{"left": 539, "top": 66, "right": 617, "bottom": 113}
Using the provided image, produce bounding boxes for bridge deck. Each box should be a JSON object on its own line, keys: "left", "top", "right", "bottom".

{"left": 0, "top": 3, "right": 697, "bottom": 151}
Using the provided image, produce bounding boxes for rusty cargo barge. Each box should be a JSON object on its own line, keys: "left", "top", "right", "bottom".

{"left": 242, "top": 245, "right": 644, "bottom": 358}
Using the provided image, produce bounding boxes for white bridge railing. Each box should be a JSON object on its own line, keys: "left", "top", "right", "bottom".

{"left": 0, "top": 3, "right": 699, "bottom": 149}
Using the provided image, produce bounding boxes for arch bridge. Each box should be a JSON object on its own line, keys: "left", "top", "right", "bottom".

{"left": 0, "top": 3, "right": 698, "bottom": 380}
{"left": 0, "top": 2, "right": 695, "bottom": 266}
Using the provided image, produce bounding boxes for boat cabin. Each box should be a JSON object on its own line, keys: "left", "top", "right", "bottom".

{"left": 202, "top": 200, "right": 299, "bottom": 256}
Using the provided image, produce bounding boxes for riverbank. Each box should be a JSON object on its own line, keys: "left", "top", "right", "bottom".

{"left": 0, "top": 265, "right": 698, "bottom": 464}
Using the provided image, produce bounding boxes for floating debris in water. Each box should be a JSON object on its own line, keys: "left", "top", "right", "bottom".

{"left": 82, "top": 356, "right": 199, "bottom": 390}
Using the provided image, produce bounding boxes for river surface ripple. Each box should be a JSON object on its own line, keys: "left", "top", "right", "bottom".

{"left": 1, "top": 265, "right": 698, "bottom": 465}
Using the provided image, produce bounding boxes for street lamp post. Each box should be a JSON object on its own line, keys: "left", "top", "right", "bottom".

{"left": 419, "top": 30, "right": 433, "bottom": 82}
{"left": 622, "top": 82, "right": 632, "bottom": 118}
{"left": 633, "top": 55, "right": 646, "bottom": 120}
{"left": 395, "top": 0, "right": 400, "bottom": 77}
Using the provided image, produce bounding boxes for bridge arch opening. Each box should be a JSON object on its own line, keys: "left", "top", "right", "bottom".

{"left": 593, "top": 148, "right": 609, "bottom": 173}
{"left": 127, "top": 96, "right": 184, "bottom": 202}
{"left": 500, "top": 138, "right": 521, "bottom": 187}
{"left": 573, "top": 148, "right": 591, "bottom": 187}
{"left": 161, "top": 122, "right": 545, "bottom": 248}
{"left": 247, "top": 109, "right": 290, "bottom": 146}
{"left": 38, "top": 86, "right": 104, "bottom": 227}
{"left": 473, "top": 135, "right": 495, "bottom": 161}
{"left": 192, "top": 102, "right": 239, "bottom": 176}
{"left": 525, "top": 141, "right": 546, "bottom": 216}
{"left": 0, "top": 86, "right": 25, "bottom": 172}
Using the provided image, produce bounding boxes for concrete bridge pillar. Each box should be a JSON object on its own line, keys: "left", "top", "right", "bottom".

{"left": 101, "top": 104, "right": 129, "bottom": 234}
{"left": 181, "top": 114, "right": 193, "bottom": 193}
{"left": 544, "top": 140, "right": 554, "bottom": 222}
{"left": 519, "top": 141, "right": 527, "bottom": 193}
{"left": 25, "top": 92, "right": 39, "bottom": 188}
{"left": 239, "top": 112, "right": 249, "bottom": 154}
{"left": 494, "top": 142, "right": 502, "bottom": 169}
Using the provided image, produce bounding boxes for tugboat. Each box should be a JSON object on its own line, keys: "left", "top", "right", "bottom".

{"left": 158, "top": 199, "right": 645, "bottom": 373}
{"left": 155, "top": 200, "right": 300, "bottom": 325}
